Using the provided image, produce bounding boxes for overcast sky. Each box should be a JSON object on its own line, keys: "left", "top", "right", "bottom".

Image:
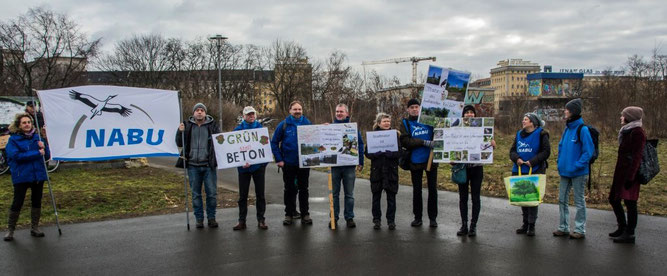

{"left": 2, "top": 0, "right": 666, "bottom": 82}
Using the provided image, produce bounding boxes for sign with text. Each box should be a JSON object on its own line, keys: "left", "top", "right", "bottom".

{"left": 297, "top": 123, "right": 359, "bottom": 168}
{"left": 212, "top": 128, "right": 273, "bottom": 169}
{"left": 419, "top": 65, "right": 470, "bottom": 127}
{"left": 433, "top": 117, "right": 495, "bottom": 164}
{"left": 366, "top": 130, "right": 398, "bottom": 154}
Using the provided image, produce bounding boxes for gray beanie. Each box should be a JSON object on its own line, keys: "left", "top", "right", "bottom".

{"left": 565, "top": 98, "right": 582, "bottom": 116}
{"left": 524, "top": 112, "right": 545, "bottom": 128}
{"left": 193, "top": 103, "right": 207, "bottom": 113}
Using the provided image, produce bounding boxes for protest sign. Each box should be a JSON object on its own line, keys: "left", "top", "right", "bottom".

{"left": 366, "top": 130, "right": 398, "bottom": 154}
{"left": 419, "top": 65, "right": 471, "bottom": 127}
{"left": 212, "top": 127, "right": 273, "bottom": 169}
{"left": 297, "top": 123, "right": 359, "bottom": 168}
{"left": 37, "top": 85, "right": 179, "bottom": 161}
{"left": 433, "top": 117, "right": 495, "bottom": 164}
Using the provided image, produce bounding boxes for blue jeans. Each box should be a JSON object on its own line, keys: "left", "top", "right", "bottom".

{"left": 558, "top": 175, "right": 587, "bottom": 234}
{"left": 187, "top": 166, "right": 217, "bottom": 221}
{"left": 332, "top": 166, "right": 356, "bottom": 220}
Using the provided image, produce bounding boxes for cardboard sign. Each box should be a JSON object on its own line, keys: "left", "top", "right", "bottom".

{"left": 366, "top": 130, "right": 398, "bottom": 154}
{"left": 297, "top": 123, "right": 359, "bottom": 168}
{"left": 212, "top": 127, "right": 273, "bottom": 169}
{"left": 433, "top": 117, "right": 495, "bottom": 164}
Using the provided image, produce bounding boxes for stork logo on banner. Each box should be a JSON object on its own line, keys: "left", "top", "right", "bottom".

{"left": 69, "top": 90, "right": 132, "bottom": 119}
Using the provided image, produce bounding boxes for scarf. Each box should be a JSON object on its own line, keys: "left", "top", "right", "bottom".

{"left": 618, "top": 119, "right": 642, "bottom": 145}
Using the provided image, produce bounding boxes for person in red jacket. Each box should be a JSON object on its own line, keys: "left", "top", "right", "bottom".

{"left": 609, "top": 106, "right": 646, "bottom": 244}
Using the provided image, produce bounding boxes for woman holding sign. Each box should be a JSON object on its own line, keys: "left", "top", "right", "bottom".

{"left": 4, "top": 113, "right": 50, "bottom": 241}
{"left": 365, "top": 113, "right": 401, "bottom": 230}
{"left": 509, "top": 112, "right": 550, "bottom": 237}
{"left": 456, "top": 105, "right": 496, "bottom": 237}
{"left": 232, "top": 106, "right": 268, "bottom": 230}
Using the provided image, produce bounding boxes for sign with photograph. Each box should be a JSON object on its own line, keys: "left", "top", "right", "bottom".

{"left": 419, "top": 65, "right": 471, "bottom": 127}
{"left": 212, "top": 128, "right": 273, "bottom": 169}
{"left": 432, "top": 117, "right": 495, "bottom": 164}
{"left": 366, "top": 130, "right": 398, "bottom": 154}
{"left": 297, "top": 123, "right": 359, "bottom": 168}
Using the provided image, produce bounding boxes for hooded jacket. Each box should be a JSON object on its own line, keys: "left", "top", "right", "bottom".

{"left": 333, "top": 117, "right": 364, "bottom": 167}
{"left": 557, "top": 117, "right": 595, "bottom": 177}
{"left": 6, "top": 132, "right": 50, "bottom": 186}
{"left": 271, "top": 115, "right": 312, "bottom": 166}
{"left": 175, "top": 115, "right": 220, "bottom": 168}
{"left": 234, "top": 120, "right": 268, "bottom": 173}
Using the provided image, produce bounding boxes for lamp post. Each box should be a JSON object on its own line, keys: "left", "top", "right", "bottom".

{"left": 209, "top": 34, "right": 228, "bottom": 129}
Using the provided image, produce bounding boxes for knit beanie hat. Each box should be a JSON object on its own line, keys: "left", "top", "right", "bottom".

{"left": 622, "top": 106, "right": 643, "bottom": 122}
{"left": 407, "top": 98, "right": 420, "bottom": 107}
{"left": 462, "top": 105, "right": 477, "bottom": 117}
{"left": 193, "top": 103, "right": 207, "bottom": 113}
{"left": 524, "top": 112, "right": 545, "bottom": 128}
{"left": 565, "top": 98, "right": 582, "bottom": 116}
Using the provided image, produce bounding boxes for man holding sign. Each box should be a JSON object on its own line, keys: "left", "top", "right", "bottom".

{"left": 232, "top": 106, "right": 269, "bottom": 230}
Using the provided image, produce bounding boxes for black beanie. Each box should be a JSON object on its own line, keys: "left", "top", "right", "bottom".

{"left": 565, "top": 98, "right": 582, "bottom": 116}
{"left": 407, "top": 98, "right": 420, "bottom": 107}
{"left": 462, "top": 105, "right": 477, "bottom": 117}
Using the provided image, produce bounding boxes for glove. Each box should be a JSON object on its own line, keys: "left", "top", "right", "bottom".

{"left": 423, "top": 140, "right": 434, "bottom": 148}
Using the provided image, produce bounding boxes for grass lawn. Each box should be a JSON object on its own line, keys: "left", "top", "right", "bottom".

{"left": 355, "top": 134, "right": 667, "bottom": 216}
{"left": 1, "top": 167, "right": 241, "bottom": 229}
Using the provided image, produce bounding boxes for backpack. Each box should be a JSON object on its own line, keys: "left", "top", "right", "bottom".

{"left": 637, "top": 139, "right": 660, "bottom": 184}
{"left": 398, "top": 119, "right": 412, "bottom": 170}
{"left": 576, "top": 124, "right": 600, "bottom": 189}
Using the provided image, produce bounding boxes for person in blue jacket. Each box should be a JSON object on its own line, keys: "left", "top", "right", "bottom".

{"left": 4, "top": 113, "right": 50, "bottom": 241}
{"left": 233, "top": 106, "right": 269, "bottom": 231}
{"left": 329, "top": 103, "right": 364, "bottom": 229}
{"left": 271, "top": 100, "right": 313, "bottom": 226}
{"left": 553, "top": 99, "right": 595, "bottom": 239}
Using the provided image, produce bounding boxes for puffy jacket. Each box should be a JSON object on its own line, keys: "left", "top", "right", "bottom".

{"left": 6, "top": 132, "right": 50, "bottom": 186}
{"left": 333, "top": 117, "right": 364, "bottom": 167}
{"left": 234, "top": 120, "right": 268, "bottom": 173}
{"left": 271, "top": 115, "right": 311, "bottom": 166}
{"left": 364, "top": 127, "right": 400, "bottom": 193}
{"left": 557, "top": 117, "right": 595, "bottom": 177}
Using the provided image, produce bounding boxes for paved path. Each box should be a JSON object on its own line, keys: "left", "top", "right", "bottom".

{"left": 1, "top": 157, "right": 665, "bottom": 275}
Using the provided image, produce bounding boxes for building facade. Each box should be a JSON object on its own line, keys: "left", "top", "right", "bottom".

{"left": 490, "top": 59, "right": 540, "bottom": 97}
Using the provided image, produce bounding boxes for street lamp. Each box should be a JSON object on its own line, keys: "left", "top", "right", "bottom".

{"left": 209, "top": 34, "right": 228, "bottom": 129}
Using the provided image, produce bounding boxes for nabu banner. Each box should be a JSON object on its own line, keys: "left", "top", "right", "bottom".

{"left": 212, "top": 128, "right": 273, "bottom": 169}
{"left": 37, "top": 85, "right": 180, "bottom": 161}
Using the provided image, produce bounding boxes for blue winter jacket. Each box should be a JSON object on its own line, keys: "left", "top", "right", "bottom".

{"left": 234, "top": 120, "right": 268, "bottom": 173}
{"left": 6, "top": 132, "right": 50, "bottom": 186}
{"left": 557, "top": 117, "right": 595, "bottom": 177}
{"left": 271, "top": 115, "right": 312, "bottom": 166}
{"left": 333, "top": 117, "right": 364, "bottom": 167}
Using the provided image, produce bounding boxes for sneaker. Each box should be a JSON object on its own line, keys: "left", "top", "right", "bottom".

{"left": 388, "top": 222, "right": 396, "bottom": 230}
{"left": 301, "top": 215, "right": 313, "bottom": 225}
{"left": 283, "top": 216, "right": 293, "bottom": 226}
{"left": 208, "top": 219, "right": 219, "bottom": 228}
{"left": 196, "top": 220, "right": 204, "bottom": 229}
{"left": 233, "top": 222, "right": 246, "bottom": 231}
{"left": 292, "top": 211, "right": 301, "bottom": 219}
{"left": 569, "top": 232, "right": 586, "bottom": 239}
{"left": 411, "top": 220, "right": 423, "bottom": 227}
{"left": 552, "top": 230, "right": 569, "bottom": 237}
{"left": 429, "top": 220, "right": 438, "bottom": 228}
{"left": 346, "top": 219, "right": 357, "bottom": 228}
{"left": 258, "top": 220, "right": 268, "bottom": 230}
{"left": 373, "top": 220, "right": 381, "bottom": 230}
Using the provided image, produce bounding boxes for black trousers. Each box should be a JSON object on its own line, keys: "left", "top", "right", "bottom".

{"left": 610, "top": 199, "right": 638, "bottom": 234}
{"left": 521, "top": 207, "right": 539, "bottom": 225}
{"left": 459, "top": 166, "right": 483, "bottom": 224}
{"left": 372, "top": 187, "right": 396, "bottom": 223}
{"left": 238, "top": 166, "right": 266, "bottom": 222}
{"left": 410, "top": 167, "right": 438, "bottom": 221}
{"left": 282, "top": 165, "right": 310, "bottom": 216}
{"left": 11, "top": 181, "right": 44, "bottom": 212}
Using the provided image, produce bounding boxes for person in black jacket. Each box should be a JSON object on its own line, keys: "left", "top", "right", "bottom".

{"left": 175, "top": 103, "right": 221, "bottom": 229}
{"left": 365, "top": 113, "right": 401, "bottom": 230}
{"left": 509, "top": 112, "right": 551, "bottom": 236}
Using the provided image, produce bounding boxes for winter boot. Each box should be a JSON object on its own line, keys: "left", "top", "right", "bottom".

{"left": 613, "top": 229, "right": 636, "bottom": 244}
{"left": 527, "top": 224, "right": 536, "bottom": 237}
{"left": 609, "top": 224, "right": 626, "bottom": 238}
{"left": 4, "top": 211, "right": 19, "bottom": 241}
{"left": 456, "top": 222, "right": 468, "bottom": 236}
{"left": 516, "top": 224, "right": 528, "bottom": 234}
{"left": 30, "top": 208, "right": 45, "bottom": 237}
{"left": 468, "top": 222, "right": 477, "bottom": 237}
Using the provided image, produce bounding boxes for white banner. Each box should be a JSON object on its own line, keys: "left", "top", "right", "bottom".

{"left": 366, "top": 130, "right": 398, "bottom": 154}
{"left": 297, "top": 123, "right": 360, "bottom": 168}
{"left": 37, "top": 85, "right": 180, "bottom": 161}
{"left": 433, "top": 117, "right": 495, "bottom": 164}
{"left": 212, "top": 128, "right": 273, "bottom": 169}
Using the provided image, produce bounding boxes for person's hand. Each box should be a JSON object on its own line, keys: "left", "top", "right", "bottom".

{"left": 356, "top": 165, "right": 363, "bottom": 172}
{"left": 178, "top": 123, "right": 185, "bottom": 131}
{"left": 423, "top": 140, "right": 435, "bottom": 148}
{"left": 37, "top": 141, "right": 45, "bottom": 149}
{"left": 39, "top": 148, "right": 45, "bottom": 156}
{"left": 490, "top": 139, "right": 496, "bottom": 148}
{"left": 517, "top": 158, "right": 524, "bottom": 166}
{"left": 243, "top": 162, "right": 251, "bottom": 169}
{"left": 276, "top": 161, "right": 285, "bottom": 168}
{"left": 525, "top": 161, "right": 532, "bottom": 167}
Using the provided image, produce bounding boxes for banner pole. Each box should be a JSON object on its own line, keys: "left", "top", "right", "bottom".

{"left": 32, "top": 95, "right": 62, "bottom": 235}
{"left": 179, "top": 97, "right": 191, "bottom": 231}
{"left": 328, "top": 167, "right": 335, "bottom": 230}
{"left": 426, "top": 150, "right": 434, "bottom": 172}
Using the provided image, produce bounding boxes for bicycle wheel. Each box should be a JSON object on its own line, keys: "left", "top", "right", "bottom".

{"left": 0, "top": 151, "right": 8, "bottom": 175}
{"left": 46, "top": 159, "right": 60, "bottom": 173}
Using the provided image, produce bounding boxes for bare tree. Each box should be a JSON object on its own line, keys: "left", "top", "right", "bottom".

{"left": 261, "top": 39, "right": 312, "bottom": 116}
{"left": 0, "top": 7, "right": 100, "bottom": 96}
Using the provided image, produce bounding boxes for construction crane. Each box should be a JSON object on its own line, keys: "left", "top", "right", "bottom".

{"left": 362, "top": 56, "right": 437, "bottom": 87}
